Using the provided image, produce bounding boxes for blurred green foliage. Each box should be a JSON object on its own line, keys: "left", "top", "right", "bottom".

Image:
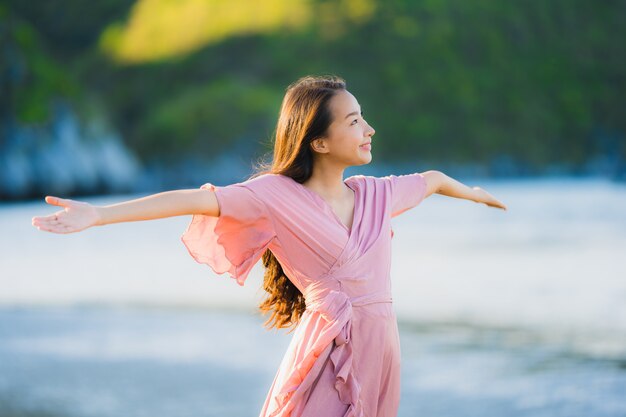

{"left": 135, "top": 77, "right": 281, "bottom": 160}
{"left": 2, "top": 0, "right": 625, "bottom": 171}
{"left": 0, "top": 4, "right": 77, "bottom": 123}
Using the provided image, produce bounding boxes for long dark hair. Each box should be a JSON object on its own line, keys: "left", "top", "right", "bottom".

{"left": 250, "top": 75, "right": 346, "bottom": 330}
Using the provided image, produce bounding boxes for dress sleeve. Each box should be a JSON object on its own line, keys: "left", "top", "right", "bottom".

{"left": 180, "top": 182, "right": 277, "bottom": 286}
{"left": 386, "top": 172, "right": 428, "bottom": 218}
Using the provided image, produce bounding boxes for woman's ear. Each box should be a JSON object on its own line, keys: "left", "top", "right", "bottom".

{"left": 310, "top": 137, "right": 329, "bottom": 154}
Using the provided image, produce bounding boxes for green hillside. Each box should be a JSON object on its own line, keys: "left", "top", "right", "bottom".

{"left": 2, "top": 0, "right": 625, "bottom": 176}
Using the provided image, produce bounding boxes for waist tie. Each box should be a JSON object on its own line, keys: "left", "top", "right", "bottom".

{"left": 268, "top": 289, "right": 392, "bottom": 417}
{"left": 305, "top": 289, "right": 393, "bottom": 347}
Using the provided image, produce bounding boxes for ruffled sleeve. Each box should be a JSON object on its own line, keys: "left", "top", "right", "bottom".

{"left": 180, "top": 182, "right": 277, "bottom": 286}
{"left": 385, "top": 172, "right": 428, "bottom": 218}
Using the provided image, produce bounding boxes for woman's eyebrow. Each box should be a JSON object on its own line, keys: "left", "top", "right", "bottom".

{"left": 343, "top": 110, "right": 363, "bottom": 119}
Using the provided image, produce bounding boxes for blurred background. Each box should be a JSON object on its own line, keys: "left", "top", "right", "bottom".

{"left": 1, "top": 1, "right": 625, "bottom": 416}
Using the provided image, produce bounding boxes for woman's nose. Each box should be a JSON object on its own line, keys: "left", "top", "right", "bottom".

{"left": 367, "top": 124, "right": 375, "bottom": 137}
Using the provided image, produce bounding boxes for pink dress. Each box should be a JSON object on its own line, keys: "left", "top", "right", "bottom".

{"left": 181, "top": 172, "right": 427, "bottom": 417}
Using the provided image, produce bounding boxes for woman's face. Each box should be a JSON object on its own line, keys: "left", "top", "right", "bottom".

{"left": 313, "top": 89, "right": 375, "bottom": 166}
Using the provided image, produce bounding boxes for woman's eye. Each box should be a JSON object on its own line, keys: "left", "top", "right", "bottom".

{"left": 351, "top": 119, "right": 358, "bottom": 125}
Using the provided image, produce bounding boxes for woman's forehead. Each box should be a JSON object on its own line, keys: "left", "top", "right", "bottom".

{"left": 330, "top": 90, "right": 360, "bottom": 116}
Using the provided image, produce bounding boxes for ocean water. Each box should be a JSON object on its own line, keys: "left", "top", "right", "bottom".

{"left": 1, "top": 176, "right": 625, "bottom": 416}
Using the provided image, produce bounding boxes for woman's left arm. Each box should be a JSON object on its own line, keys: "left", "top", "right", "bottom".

{"left": 421, "top": 170, "right": 508, "bottom": 211}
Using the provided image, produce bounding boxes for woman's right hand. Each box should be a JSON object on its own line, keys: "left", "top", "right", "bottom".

{"left": 32, "top": 196, "right": 101, "bottom": 234}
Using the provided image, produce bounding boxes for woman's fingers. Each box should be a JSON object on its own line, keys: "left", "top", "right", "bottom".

{"left": 475, "top": 188, "right": 507, "bottom": 211}
{"left": 32, "top": 197, "right": 69, "bottom": 227}
{"left": 487, "top": 199, "right": 507, "bottom": 210}
{"left": 493, "top": 197, "right": 508, "bottom": 210}
{"left": 32, "top": 215, "right": 75, "bottom": 234}
{"left": 45, "top": 196, "right": 72, "bottom": 207}
{"left": 34, "top": 222, "right": 72, "bottom": 234}
{"left": 32, "top": 196, "right": 75, "bottom": 232}
{"left": 32, "top": 211, "right": 64, "bottom": 225}
{"left": 32, "top": 209, "right": 72, "bottom": 231}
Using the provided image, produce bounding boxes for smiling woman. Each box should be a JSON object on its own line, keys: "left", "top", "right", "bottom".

{"left": 32, "top": 74, "right": 506, "bottom": 417}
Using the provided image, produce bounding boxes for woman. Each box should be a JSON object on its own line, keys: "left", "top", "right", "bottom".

{"left": 32, "top": 75, "right": 507, "bottom": 417}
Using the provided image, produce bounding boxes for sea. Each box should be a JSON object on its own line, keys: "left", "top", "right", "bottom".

{"left": 1, "top": 176, "right": 625, "bottom": 417}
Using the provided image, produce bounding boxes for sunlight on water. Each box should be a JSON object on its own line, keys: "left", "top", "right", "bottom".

{"left": 390, "top": 178, "right": 626, "bottom": 359}
{"left": 2, "top": 177, "right": 625, "bottom": 416}
{"left": 1, "top": 307, "right": 624, "bottom": 417}
{"left": 3, "top": 178, "right": 626, "bottom": 351}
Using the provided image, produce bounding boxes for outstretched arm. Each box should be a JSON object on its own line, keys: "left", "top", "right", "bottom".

{"left": 31, "top": 188, "right": 220, "bottom": 234}
{"left": 422, "top": 170, "right": 507, "bottom": 210}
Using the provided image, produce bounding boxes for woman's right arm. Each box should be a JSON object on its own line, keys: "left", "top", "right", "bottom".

{"left": 32, "top": 188, "right": 219, "bottom": 234}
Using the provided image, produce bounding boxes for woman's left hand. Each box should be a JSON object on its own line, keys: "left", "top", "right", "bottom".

{"left": 472, "top": 187, "right": 508, "bottom": 211}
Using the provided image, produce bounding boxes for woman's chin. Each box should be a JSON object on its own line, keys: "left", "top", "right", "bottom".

{"left": 358, "top": 154, "right": 373, "bottom": 165}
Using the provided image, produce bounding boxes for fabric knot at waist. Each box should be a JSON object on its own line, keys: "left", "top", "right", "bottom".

{"left": 297, "top": 289, "right": 392, "bottom": 417}
{"left": 268, "top": 288, "right": 392, "bottom": 417}
{"left": 304, "top": 289, "right": 393, "bottom": 345}
{"left": 304, "top": 288, "right": 393, "bottom": 311}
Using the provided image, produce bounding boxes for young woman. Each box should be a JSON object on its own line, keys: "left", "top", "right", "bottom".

{"left": 32, "top": 75, "right": 507, "bottom": 417}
